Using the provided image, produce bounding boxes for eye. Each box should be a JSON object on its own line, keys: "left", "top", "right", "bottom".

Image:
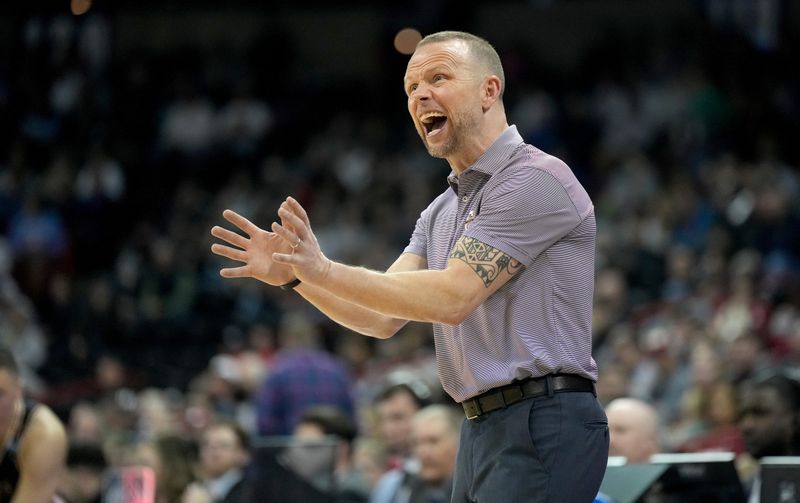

{"left": 433, "top": 74, "right": 446, "bottom": 83}
{"left": 407, "top": 83, "right": 418, "bottom": 95}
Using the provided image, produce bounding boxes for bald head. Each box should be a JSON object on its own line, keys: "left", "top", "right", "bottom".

{"left": 417, "top": 31, "right": 505, "bottom": 100}
{"left": 606, "top": 398, "right": 660, "bottom": 463}
{"left": 412, "top": 405, "right": 461, "bottom": 484}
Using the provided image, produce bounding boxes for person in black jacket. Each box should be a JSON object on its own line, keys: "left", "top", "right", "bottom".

{"left": 183, "top": 420, "right": 250, "bottom": 503}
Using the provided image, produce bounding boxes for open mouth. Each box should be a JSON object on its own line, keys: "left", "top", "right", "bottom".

{"left": 420, "top": 112, "right": 448, "bottom": 137}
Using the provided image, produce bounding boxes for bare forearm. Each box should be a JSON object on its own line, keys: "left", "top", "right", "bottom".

{"left": 317, "top": 261, "right": 470, "bottom": 325}
{"left": 294, "top": 281, "right": 408, "bottom": 338}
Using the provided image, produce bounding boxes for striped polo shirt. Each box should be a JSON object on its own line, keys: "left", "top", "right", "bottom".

{"left": 404, "top": 125, "right": 598, "bottom": 403}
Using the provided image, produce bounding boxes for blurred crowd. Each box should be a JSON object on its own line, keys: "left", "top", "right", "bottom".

{"left": 1, "top": 3, "right": 799, "bottom": 502}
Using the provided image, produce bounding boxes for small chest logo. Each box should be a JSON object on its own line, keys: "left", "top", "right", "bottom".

{"left": 464, "top": 210, "right": 476, "bottom": 230}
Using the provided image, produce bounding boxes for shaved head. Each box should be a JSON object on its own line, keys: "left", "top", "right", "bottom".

{"left": 606, "top": 398, "right": 660, "bottom": 463}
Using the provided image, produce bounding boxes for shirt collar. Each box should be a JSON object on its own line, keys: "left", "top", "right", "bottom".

{"left": 447, "top": 125, "right": 524, "bottom": 192}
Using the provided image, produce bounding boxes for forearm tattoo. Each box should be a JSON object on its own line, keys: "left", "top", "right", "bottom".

{"left": 450, "top": 237, "right": 523, "bottom": 287}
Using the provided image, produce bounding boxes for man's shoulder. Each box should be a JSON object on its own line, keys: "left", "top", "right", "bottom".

{"left": 507, "top": 143, "right": 573, "bottom": 178}
{"left": 502, "top": 144, "right": 593, "bottom": 215}
{"left": 27, "top": 403, "right": 67, "bottom": 442}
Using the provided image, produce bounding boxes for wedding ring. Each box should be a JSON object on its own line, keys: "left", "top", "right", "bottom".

{"left": 291, "top": 239, "right": 301, "bottom": 249}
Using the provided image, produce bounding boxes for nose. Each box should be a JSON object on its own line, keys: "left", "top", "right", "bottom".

{"left": 410, "top": 82, "right": 431, "bottom": 102}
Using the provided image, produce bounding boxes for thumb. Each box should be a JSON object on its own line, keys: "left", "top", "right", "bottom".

{"left": 272, "top": 252, "right": 296, "bottom": 265}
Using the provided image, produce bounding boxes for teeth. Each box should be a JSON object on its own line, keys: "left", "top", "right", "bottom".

{"left": 419, "top": 112, "right": 446, "bottom": 123}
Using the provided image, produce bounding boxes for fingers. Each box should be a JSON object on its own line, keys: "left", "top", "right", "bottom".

{"left": 219, "top": 266, "right": 250, "bottom": 278}
{"left": 270, "top": 221, "right": 300, "bottom": 247}
{"left": 211, "top": 226, "right": 249, "bottom": 249}
{"left": 211, "top": 243, "right": 248, "bottom": 262}
{"left": 277, "top": 207, "right": 308, "bottom": 241}
{"left": 222, "top": 209, "right": 260, "bottom": 236}
{"left": 284, "top": 197, "right": 311, "bottom": 227}
{"left": 272, "top": 252, "right": 297, "bottom": 265}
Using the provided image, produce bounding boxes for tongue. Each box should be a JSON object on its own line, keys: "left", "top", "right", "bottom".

{"left": 427, "top": 117, "right": 447, "bottom": 136}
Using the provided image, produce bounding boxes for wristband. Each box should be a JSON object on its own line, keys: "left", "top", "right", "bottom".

{"left": 279, "top": 278, "right": 302, "bottom": 291}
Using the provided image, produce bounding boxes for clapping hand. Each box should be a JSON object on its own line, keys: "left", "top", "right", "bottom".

{"left": 210, "top": 209, "right": 296, "bottom": 286}
{"left": 270, "top": 197, "right": 332, "bottom": 286}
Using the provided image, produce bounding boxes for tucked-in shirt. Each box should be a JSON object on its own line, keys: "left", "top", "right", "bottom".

{"left": 404, "top": 125, "right": 598, "bottom": 402}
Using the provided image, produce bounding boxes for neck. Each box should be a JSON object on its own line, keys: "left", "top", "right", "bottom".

{"left": 447, "top": 118, "right": 509, "bottom": 174}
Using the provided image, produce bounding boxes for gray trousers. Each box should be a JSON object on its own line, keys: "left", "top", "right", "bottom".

{"left": 451, "top": 390, "right": 609, "bottom": 503}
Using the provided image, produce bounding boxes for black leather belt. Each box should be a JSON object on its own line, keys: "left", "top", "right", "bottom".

{"left": 461, "top": 374, "right": 595, "bottom": 420}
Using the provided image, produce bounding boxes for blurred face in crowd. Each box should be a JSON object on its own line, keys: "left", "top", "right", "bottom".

{"left": 412, "top": 413, "right": 458, "bottom": 484}
{"left": 200, "top": 425, "right": 248, "bottom": 478}
{"left": 405, "top": 40, "right": 484, "bottom": 163}
{"left": 59, "top": 465, "right": 104, "bottom": 503}
{"left": 377, "top": 390, "right": 420, "bottom": 456}
{"left": 739, "top": 386, "right": 796, "bottom": 459}
{"left": 288, "top": 421, "right": 338, "bottom": 482}
{"left": 606, "top": 399, "right": 659, "bottom": 463}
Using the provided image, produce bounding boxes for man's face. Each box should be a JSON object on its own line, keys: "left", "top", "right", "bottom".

{"left": 377, "top": 391, "right": 420, "bottom": 456}
{"left": 607, "top": 407, "right": 657, "bottom": 463}
{"left": 404, "top": 40, "right": 483, "bottom": 160}
{"left": 739, "top": 386, "right": 795, "bottom": 459}
{"left": 200, "top": 426, "right": 247, "bottom": 478}
{"left": 412, "top": 415, "right": 458, "bottom": 484}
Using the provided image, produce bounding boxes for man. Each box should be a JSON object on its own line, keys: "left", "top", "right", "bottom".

{"left": 255, "top": 310, "right": 355, "bottom": 436}
{"left": 738, "top": 371, "right": 800, "bottom": 501}
{"left": 739, "top": 372, "right": 800, "bottom": 459}
{"left": 57, "top": 442, "right": 107, "bottom": 503}
{"left": 212, "top": 30, "right": 608, "bottom": 502}
{"left": 372, "top": 405, "right": 461, "bottom": 503}
{"left": 293, "top": 405, "right": 370, "bottom": 502}
{"left": 0, "top": 346, "right": 67, "bottom": 502}
{"left": 374, "top": 383, "right": 428, "bottom": 471}
{"left": 605, "top": 397, "right": 661, "bottom": 463}
{"left": 184, "top": 420, "right": 250, "bottom": 503}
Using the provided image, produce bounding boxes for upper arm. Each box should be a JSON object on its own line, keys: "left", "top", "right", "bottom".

{"left": 13, "top": 406, "right": 67, "bottom": 503}
{"left": 441, "top": 235, "right": 523, "bottom": 320}
{"left": 465, "top": 166, "right": 583, "bottom": 266}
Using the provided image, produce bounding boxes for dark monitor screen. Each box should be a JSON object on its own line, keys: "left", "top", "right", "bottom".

{"left": 760, "top": 456, "right": 800, "bottom": 503}
{"left": 240, "top": 436, "right": 339, "bottom": 503}
{"left": 600, "top": 453, "right": 746, "bottom": 503}
{"left": 647, "top": 453, "right": 746, "bottom": 503}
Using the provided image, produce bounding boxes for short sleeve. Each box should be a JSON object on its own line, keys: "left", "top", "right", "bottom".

{"left": 464, "top": 167, "right": 582, "bottom": 266}
{"left": 403, "top": 205, "right": 432, "bottom": 257}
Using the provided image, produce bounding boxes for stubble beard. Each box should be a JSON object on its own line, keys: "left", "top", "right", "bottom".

{"left": 421, "top": 109, "right": 480, "bottom": 160}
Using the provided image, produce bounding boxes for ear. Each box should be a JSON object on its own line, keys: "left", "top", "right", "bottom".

{"left": 481, "top": 75, "right": 502, "bottom": 111}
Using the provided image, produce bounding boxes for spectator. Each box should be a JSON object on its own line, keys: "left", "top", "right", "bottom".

{"left": 58, "top": 442, "right": 108, "bottom": 503}
{"left": 255, "top": 310, "right": 355, "bottom": 436}
{"left": 678, "top": 379, "right": 744, "bottom": 455}
{"left": 373, "top": 382, "right": 428, "bottom": 471}
{"left": 130, "top": 434, "right": 198, "bottom": 503}
{"left": 0, "top": 346, "right": 67, "bottom": 501}
{"left": 371, "top": 405, "right": 461, "bottom": 503}
{"left": 738, "top": 370, "right": 800, "bottom": 500}
{"left": 293, "top": 405, "right": 370, "bottom": 502}
{"left": 605, "top": 397, "right": 661, "bottom": 463}
{"left": 184, "top": 420, "right": 250, "bottom": 503}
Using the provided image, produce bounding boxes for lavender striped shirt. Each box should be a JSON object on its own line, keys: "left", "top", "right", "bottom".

{"left": 404, "top": 126, "right": 598, "bottom": 402}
